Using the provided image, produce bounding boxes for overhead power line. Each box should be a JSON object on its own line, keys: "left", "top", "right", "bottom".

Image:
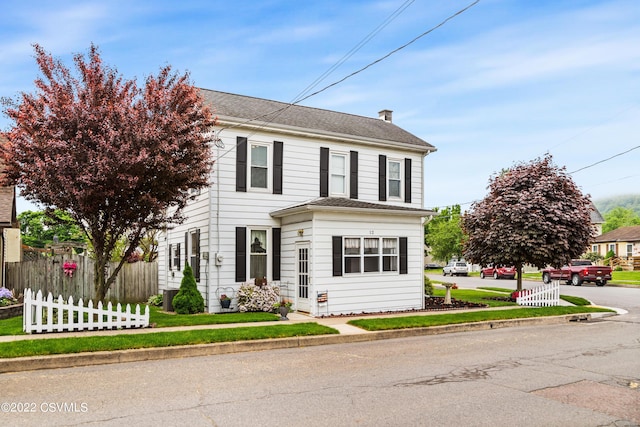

{"left": 569, "top": 145, "right": 640, "bottom": 174}
{"left": 214, "top": 0, "right": 480, "bottom": 158}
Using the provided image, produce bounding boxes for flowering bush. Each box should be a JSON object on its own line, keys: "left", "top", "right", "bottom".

{"left": 236, "top": 282, "right": 279, "bottom": 312}
{"left": 0, "top": 287, "right": 18, "bottom": 307}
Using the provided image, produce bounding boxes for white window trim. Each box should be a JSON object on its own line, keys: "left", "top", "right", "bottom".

{"left": 387, "top": 158, "right": 403, "bottom": 200}
{"left": 248, "top": 142, "right": 272, "bottom": 192}
{"left": 248, "top": 227, "right": 270, "bottom": 280}
{"left": 330, "top": 151, "right": 349, "bottom": 197}
{"left": 343, "top": 236, "right": 399, "bottom": 275}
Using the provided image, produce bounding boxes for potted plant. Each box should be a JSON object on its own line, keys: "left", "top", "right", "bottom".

{"left": 274, "top": 299, "right": 292, "bottom": 320}
{"left": 220, "top": 294, "right": 231, "bottom": 309}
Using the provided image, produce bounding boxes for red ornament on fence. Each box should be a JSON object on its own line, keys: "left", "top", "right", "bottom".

{"left": 63, "top": 260, "right": 77, "bottom": 277}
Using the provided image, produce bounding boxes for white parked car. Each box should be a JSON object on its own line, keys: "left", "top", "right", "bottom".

{"left": 443, "top": 261, "right": 468, "bottom": 276}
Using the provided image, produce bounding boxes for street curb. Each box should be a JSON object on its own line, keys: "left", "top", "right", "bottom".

{"left": 0, "top": 314, "right": 593, "bottom": 374}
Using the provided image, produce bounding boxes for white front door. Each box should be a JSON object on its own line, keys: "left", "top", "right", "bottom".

{"left": 296, "top": 243, "right": 310, "bottom": 312}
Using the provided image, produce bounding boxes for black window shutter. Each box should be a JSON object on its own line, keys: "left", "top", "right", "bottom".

{"left": 184, "top": 232, "right": 189, "bottom": 268}
{"left": 235, "top": 227, "right": 247, "bottom": 282}
{"left": 273, "top": 141, "right": 283, "bottom": 195}
{"left": 399, "top": 237, "right": 408, "bottom": 274}
{"left": 378, "top": 155, "right": 387, "bottom": 201}
{"left": 176, "top": 243, "right": 181, "bottom": 271}
{"left": 332, "top": 236, "right": 342, "bottom": 277}
{"left": 320, "top": 147, "right": 329, "bottom": 197}
{"left": 236, "top": 136, "right": 247, "bottom": 192}
{"left": 350, "top": 151, "right": 358, "bottom": 199}
{"left": 194, "top": 229, "right": 201, "bottom": 282}
{"left": 272, "top": 228, "right": 281, "bottom": 280}
{"left": 404, "top": 158, "right": 412, "bottom": 203}
{"left": 169, "top": 244, "right": 172, "bottom": 270}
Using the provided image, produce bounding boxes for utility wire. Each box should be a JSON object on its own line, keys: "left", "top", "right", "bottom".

{"left": 569, "top": 145, "right": 640, "bottom": 174}
{"left": 291, "top": 0, "right": 415, "bottom": 104}
{"left": 214, "top": 0, "right": 480, "bottom": 158}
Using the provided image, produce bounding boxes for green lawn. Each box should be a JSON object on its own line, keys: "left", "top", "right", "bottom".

{"left": 0, "top": 323, "right": 338, "bottom": 359}
{"left": 348, "top": 306, "right": 613, "bottom": 331}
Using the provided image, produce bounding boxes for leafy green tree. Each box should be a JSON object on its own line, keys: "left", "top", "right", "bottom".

{"left": 18, "top": 209, "right": 85, "bottom": 248}
{"left": 602, "top": 207, "right": 640, "bottom": 233}
{"left": 424, "top": 205, "right": 464, "bottom": 263}
{"left": 462, "top": 155, "right": 594, "bottom": 291}
{"left": 172, "top": 263, "right": 204, "bottom": 314}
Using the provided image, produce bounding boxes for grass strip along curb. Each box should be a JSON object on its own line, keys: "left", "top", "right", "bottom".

{"left": 0, "top": 323, "right": 337, "bottom": 359}
{"left": 347, "top": 306, "right": 613, "bottom": 331}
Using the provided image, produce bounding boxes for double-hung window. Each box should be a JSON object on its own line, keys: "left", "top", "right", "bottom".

{"left": 250, "top": 229, "right": 268, "bottom": 279}
{"left": 382, "top": 238, "right": 398, "bottom": 272}
{"left": 250, "top": 144, "right": 269, "bottom": 190}
{"left": 344, "top": 238, "right": 361, "bottom": 273}
{"left": 330, "top": 153, "right": 347, "bottom": 196}
{"left": 388, "top": 159, "right": 402, "bottom": 199}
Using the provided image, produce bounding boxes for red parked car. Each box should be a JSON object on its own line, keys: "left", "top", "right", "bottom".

{"left": 480, "top": 265, "right": 516, "bottom": 280}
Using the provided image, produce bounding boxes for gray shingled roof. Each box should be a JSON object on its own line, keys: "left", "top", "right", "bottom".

{"left": 199, "top": 89, "right": 434, "bottom": 151}
{"left": 594, "top": 225, "right": 640, "bottom": 243}
{"left": 271, "top": 197, "right": 435, "bottom": 218}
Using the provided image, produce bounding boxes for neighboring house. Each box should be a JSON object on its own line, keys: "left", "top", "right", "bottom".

{"left": 158, "top": 89, "right": 436, "bottom": 316}
{"left": 590, "top": 202, "right": 605, "bottom": 236}
{"left": 591, "top": 225, "right": 640, "bottom": 270}
{"left": 0, "top": 134, "right": 20, "bottom": 288}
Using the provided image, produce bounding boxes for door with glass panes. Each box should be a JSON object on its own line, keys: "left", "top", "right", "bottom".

{"left": 296, "top": 243, "right": 310, "bottom": 312}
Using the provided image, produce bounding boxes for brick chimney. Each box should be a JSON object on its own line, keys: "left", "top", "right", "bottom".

{"left": 378, "top": 109, "right": 393, "bottom": 123}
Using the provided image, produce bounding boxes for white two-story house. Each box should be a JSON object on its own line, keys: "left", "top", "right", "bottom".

{"left": 158, "top": 89, "right": 436, "bottom": 316}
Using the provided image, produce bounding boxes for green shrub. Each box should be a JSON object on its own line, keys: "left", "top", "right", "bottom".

{"left": 615, "top": 266, "right": 623, "bottom": 271}
{"left": 172, "top": 264, "right": 205, "bottom": 314}
{"left": 147, "top": 294, "right": 163, "bottom": 307}
{"left": 424, "top": 275, "right": 434, "bottom": 296}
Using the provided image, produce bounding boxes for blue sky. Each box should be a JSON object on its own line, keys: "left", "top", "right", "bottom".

{"left": 1, "top": 0, "right": 638, "bottom": 213}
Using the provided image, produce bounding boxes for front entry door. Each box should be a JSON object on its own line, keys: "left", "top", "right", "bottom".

{"left": 296, "top": 243, "right": 310, "bottom": 312}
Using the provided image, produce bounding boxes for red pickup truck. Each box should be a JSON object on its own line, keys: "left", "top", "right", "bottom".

{"left": 541, "top": 260, "right": 612, "bottom": 286}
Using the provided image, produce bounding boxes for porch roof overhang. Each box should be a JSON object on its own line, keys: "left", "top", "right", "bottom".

{"left": 270, "top": 197, "right": 436, "bottom": 218}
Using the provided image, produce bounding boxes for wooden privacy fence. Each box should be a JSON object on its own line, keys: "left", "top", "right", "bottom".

{"left": 6, "top": 254, "right": 158, "bottom": 303}
{"left": 515, "top": 281, "right": 560, "bottom": 307}
{"left": 23, "top": 288, "right": 149, "bottom": 334}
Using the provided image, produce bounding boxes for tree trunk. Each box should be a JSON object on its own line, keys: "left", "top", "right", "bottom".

{"left": 516, "top": 263, "right": 523, "bottom": 291}
{"left": 93, "top": 255, "right": 109, "bottom": 302}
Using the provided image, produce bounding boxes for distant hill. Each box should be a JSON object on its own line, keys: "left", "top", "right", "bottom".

{"left": 593, "top": 194, "right": 640, "bottom": 216}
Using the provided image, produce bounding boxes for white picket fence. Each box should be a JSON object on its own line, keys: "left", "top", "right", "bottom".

{"left": 23, "top": 288, "right": 150, "bottom": 334}
{"left": 515, "top": 281, "right": 560, "bottom": 307}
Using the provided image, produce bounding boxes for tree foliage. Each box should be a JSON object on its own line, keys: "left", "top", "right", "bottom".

{"left": 18, "top": 209, "right": 85, "bottom": 249}
{"left": 462, "top": 155, "right": 594, "bottom": 291}
{"left": 602, "top": 207, "right": 640, "bottom": 234}
{"left": 424, "top": 205, "right": 464, "bottom": 263}
{"left": 1, "top": 44, "right": 215, "bottom": 301}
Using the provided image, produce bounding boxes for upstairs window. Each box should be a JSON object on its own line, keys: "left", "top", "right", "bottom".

{"left": 388, "top": 159, "right": 402, "bottom": 199}
{"left": 330, "top": 153, "right": 347, "bottom": 196}
{"left": 250, "top": 144, "right": 268, "bottom": 189}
